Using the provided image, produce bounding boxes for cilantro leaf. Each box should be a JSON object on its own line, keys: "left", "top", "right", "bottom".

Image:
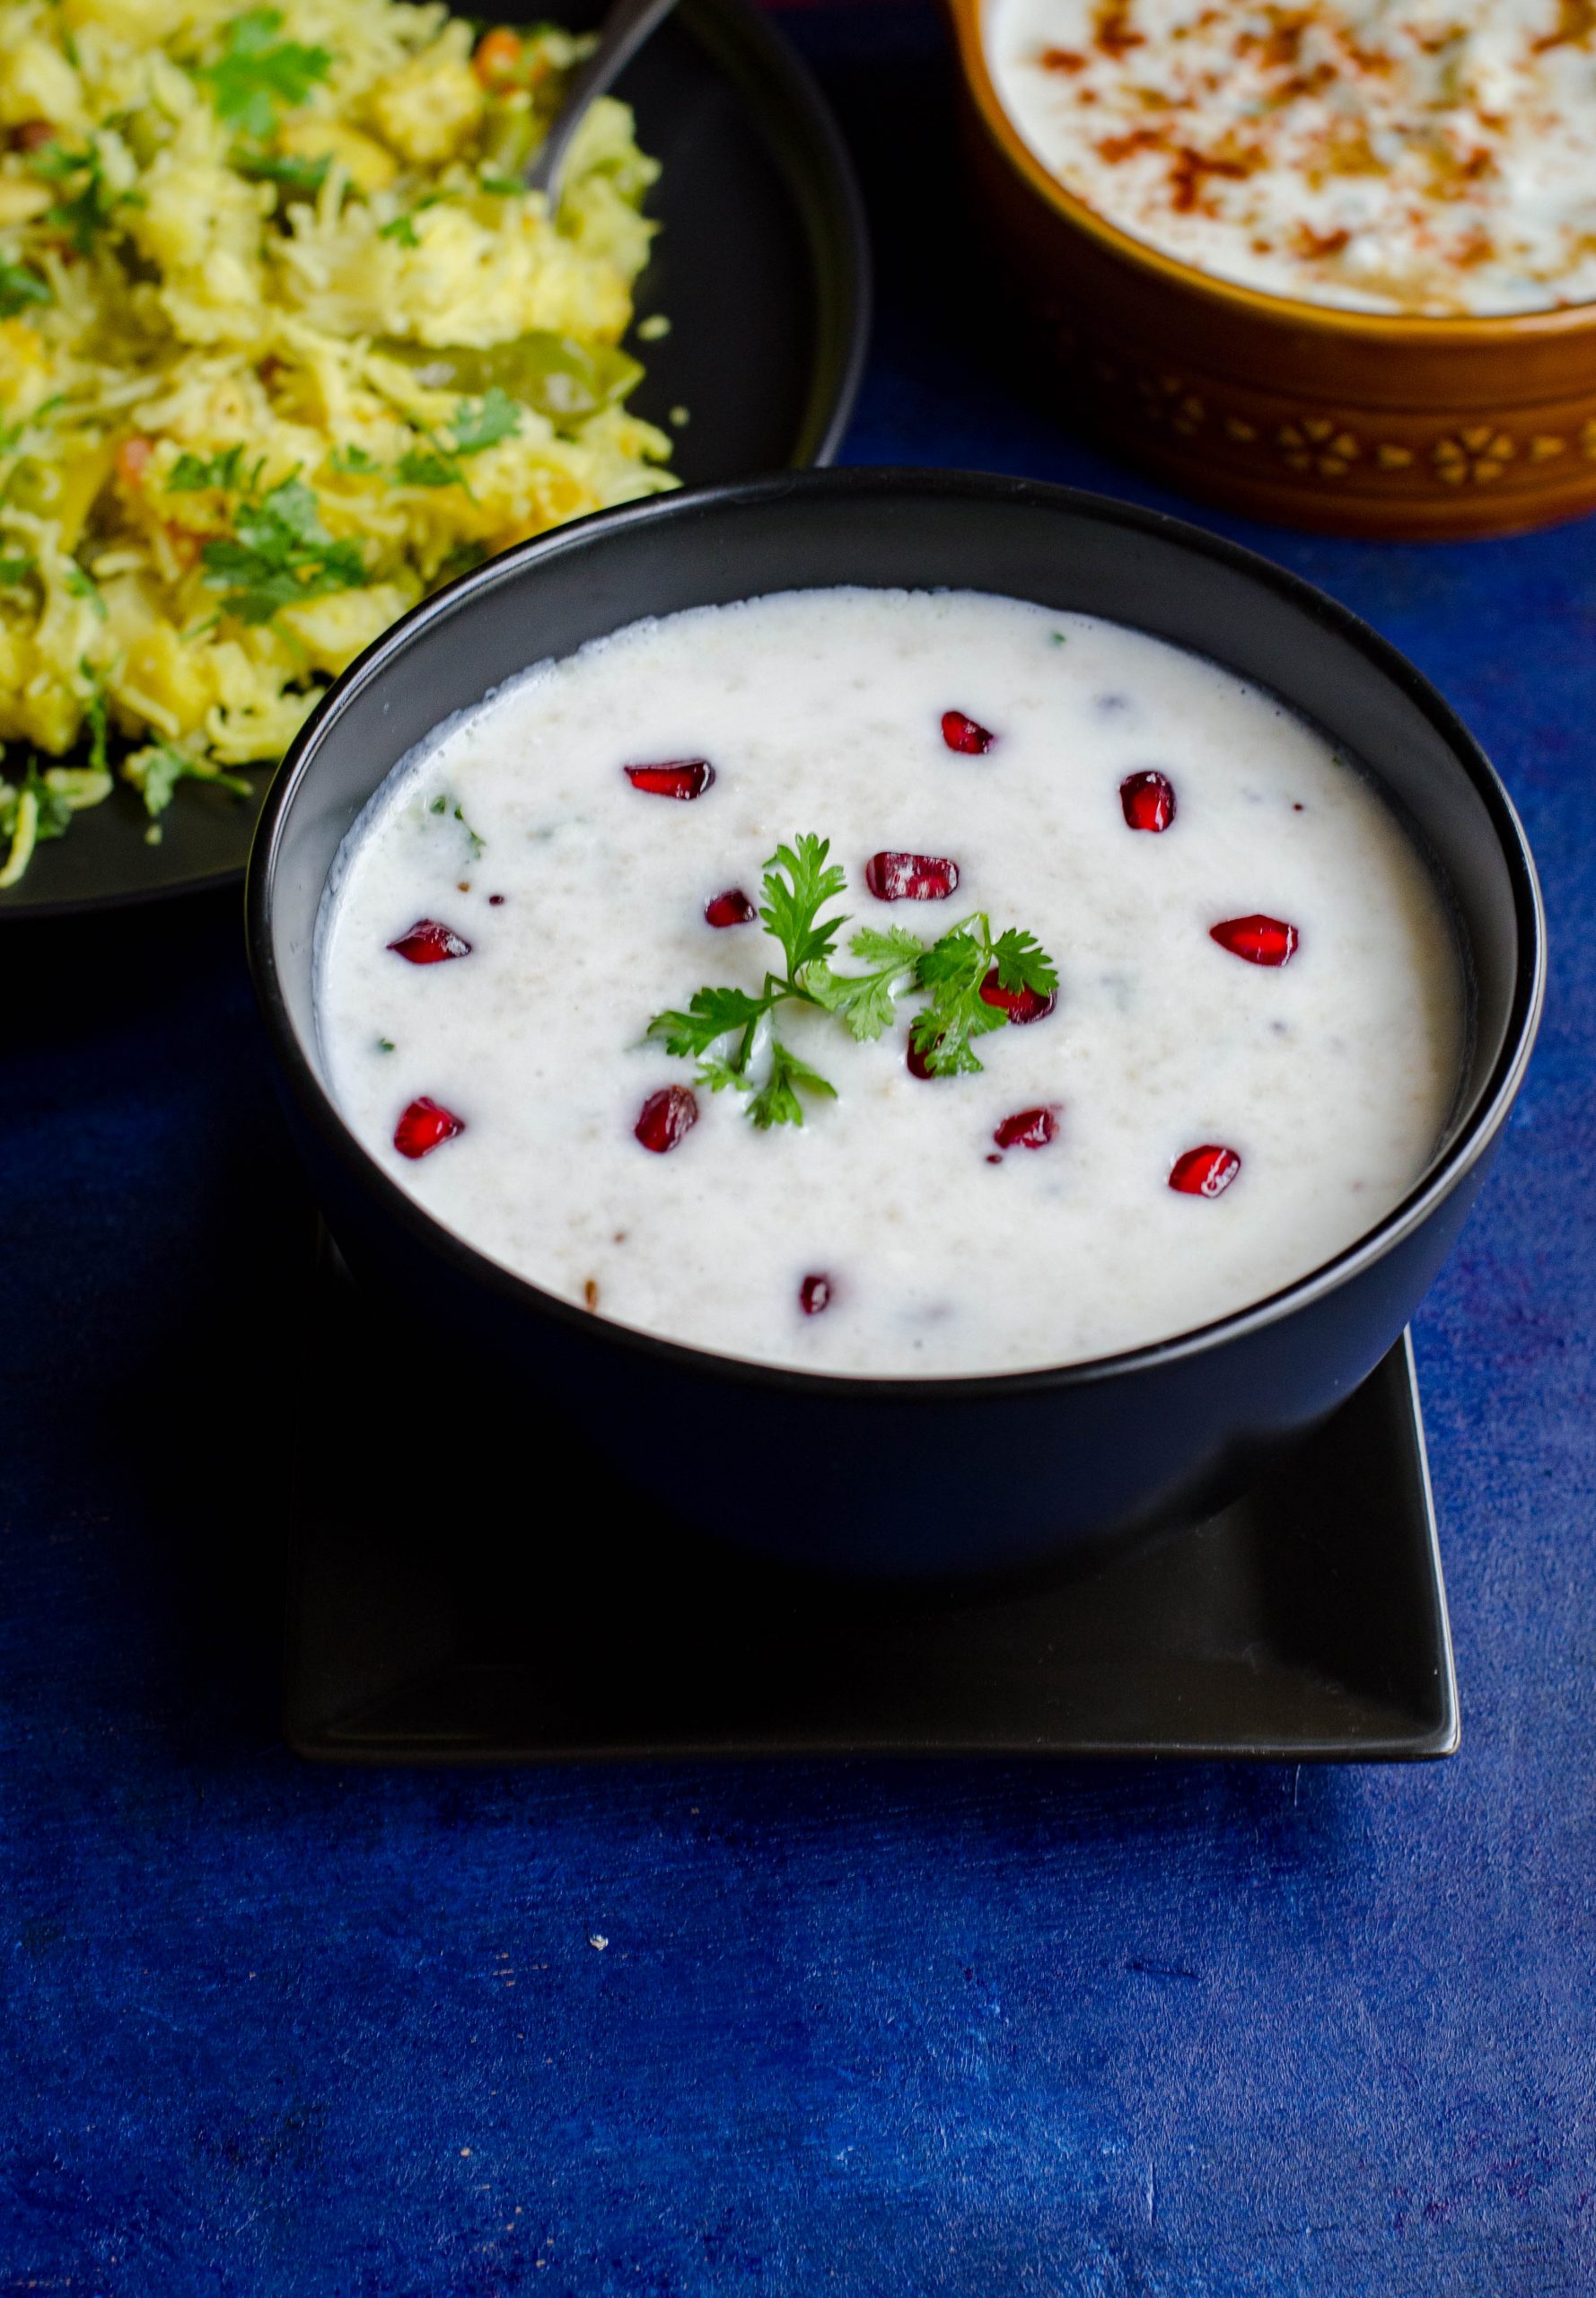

{"left": 379, "top": 213, "right": 419, "bottom": 248}
{"left": 802, "top": 922, "right": 924, "bottom": 1042}
{"left": 0, "top": 256, "right": 50, "bottom": 320}
{"left": 327, "top": 443, "right": 379, "bottom": 475}
{"left": 453, "top": 799, "right": 484, "bottom": 858}
{"left": 168, "top": 443, "right": 248, "bottom": 492}
{"left": 22, "top": 767, "right": 74, "bottom": 844}
{"left": 909, "top": 916, "right": 1048, "bottom": 1078}
{"left": 746, "top": 1039, "right": 837, "bottom": 1130}
{"left": 200, "top": 474, "right": 367, "bottom": 624}
{"left": 434, "top": 539, "right": 487, "bottom": 585}
{"left": 425, "top": 792, "right": 484, "bottom": 855}
{"left": 646, "top": 984, "right": 770, "bottom": 1066}
{"left": 198, "top": 9, "right": 334, "bottom": 142}
{"left": 450, "top": 387, "right": 521, "bottom": 456}
{"left": 0, "top": 550, "right": 33, "bottom": 585}
{"left": 63, "top": 563, "right": 107, "bottom": 618}
{"left": 393, "top": 392, "right": 521, "bottom": 489}
{"left": 393, "top": 447, "right": 460, "bottom": 487}
{"left": 235, "top": 148, "right": 330, "bottom": 198}
{"left": 990, "top": 926, "right": 1058, "bottom": 997}
{"left": 759, "top": 834, "right": 847, "bottom": 980}
{"left": 81, "top": 672, "right": 109, "bottom": 775}
{"left": 645, "top": 831, "right": 1057, "bottom": 1125}
{"left": 31, "top": 142, "right": 136, "bottom": 254}
{"left": 123, "top": 741, "right": 251, "bottom": 820}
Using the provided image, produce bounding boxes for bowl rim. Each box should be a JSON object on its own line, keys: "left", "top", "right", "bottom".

{"left": 946, "top": 0, "right": 1596, "bottom": 345}
{"left": 246, "top": 465, "right": 1546, "bottom": 1403}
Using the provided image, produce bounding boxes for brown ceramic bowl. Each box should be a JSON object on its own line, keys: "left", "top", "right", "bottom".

{"left": 945, "top": 0, "right": 1596, "bottom": 539}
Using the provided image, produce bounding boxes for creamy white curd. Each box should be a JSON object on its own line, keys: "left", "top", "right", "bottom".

{"left": 987, "top": 0, "right": 1596, "bottom": 316}
{"left": 315, "top": 586, "right": 1463, "bottom": 1377}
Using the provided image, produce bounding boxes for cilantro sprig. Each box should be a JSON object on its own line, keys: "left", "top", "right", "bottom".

{"left": 393, "top": 389, "right": 522, "bottom": 490}
{"left": 646, "top": 834, "right": 1058, "bottom": 1127}
{"left": 199, "top": 472, "right": 368, "bottom": 625}
{"left": 198, "top": 9, "right": 334, "bottom": 139}
{"left": 906, "top": 921, "right": 1057, "bottom": 1077}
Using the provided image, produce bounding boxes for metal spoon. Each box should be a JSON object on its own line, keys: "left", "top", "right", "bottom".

{"left": 522, "top": 0, "right": 682, "bottom": 203}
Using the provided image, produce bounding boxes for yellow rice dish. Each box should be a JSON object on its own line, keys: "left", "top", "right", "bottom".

{"left": 0, "top": 0, "right": 675, "bottom": 885}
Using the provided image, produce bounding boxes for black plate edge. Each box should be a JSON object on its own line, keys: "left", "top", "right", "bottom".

{"left": 282, "top": 1333, "right": 1460, "bottom": 1768}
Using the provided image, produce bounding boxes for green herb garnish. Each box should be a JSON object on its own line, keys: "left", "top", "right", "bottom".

{"left": 0, "top": 550, "right": 33, "bottom": 586}
{"left": 426, "top": 792, "right": 484, "bottom": 855}
{"left": 80, "top": 668, "right": 110, "bottom": 775}
{"left": 168, "top": 443, "right": 250, "bottom": 493}
{"left": 198, "top": 8, "right": 334, "bottom": 140}
{"left": 327, "top": 443, "right": 380, "bottom": 475}
{"left": 905, "top": 921, "right": 1057, "bottom": 1077}
{"left": 434, "top": 539, "right": 487, "bottom": 585}
{"left": 0, "top": 256, "right": 51, "bottom": 320}
{"left": 448, "top": 387, "right": 520, "bottom": 455}
{"left": 394, "top": 389, "right": 522, "bottom": 491}
{"left": 235, "top": 149, "right": 331, "bottom": 198}
{"left": 393, "top": 446, "right": 457, "bottom": 487}
{"left": 123, "top": 741, "right": 251, "bottom": 820}
{"left": 63, "top": 562, "right": 107, "bottom": 618}
{"left": 646, "top": 833, "right": 1057, "bottom": 1127}
{"left": 200, "top": 474, "right": 367, "bottom": 624}
{"left": 31, "top": 142, "right": 137, "bottom": 254}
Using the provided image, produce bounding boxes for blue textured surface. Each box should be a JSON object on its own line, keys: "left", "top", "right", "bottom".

{"left": 4, "top": 5, "right": 1593, "bottom": 2291}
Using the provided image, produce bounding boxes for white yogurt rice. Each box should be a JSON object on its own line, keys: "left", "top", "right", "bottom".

{"left": 987, "top": 0, "right": 1596, "bottom": 315}
{"left": 315, "top": 586, "right": 1464, "bottom": 1377}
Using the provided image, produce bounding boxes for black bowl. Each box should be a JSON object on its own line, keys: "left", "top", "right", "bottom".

{"left": 247, "top": 470, "right": 1544, "bottom": 1580}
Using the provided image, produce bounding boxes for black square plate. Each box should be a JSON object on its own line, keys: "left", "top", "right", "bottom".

{"left": 285, "top": 1241, "right": 1458, "bottom": 1763}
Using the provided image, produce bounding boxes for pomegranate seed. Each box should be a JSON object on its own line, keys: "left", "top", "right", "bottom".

{"left": 907, "top": 1035, "right": 941, "bottom": 1079}
{"left": 1210, "top": 914, "right": 1299, "bottom": 967}
{"left": 993, "top": 1106, "right": 1057, "bottom": 1152}
{"left": 799, "top": 1274, "right": 831, "bottom": 1315}
{"left": 941, "top": 709, "right": 995, "bottom": 755}
{"left": 705, "top": 887, "right": 757, "bottom": 928}
{"left": 1119, "top": 769, "right": 1176, "bottom": 832}
{"left": 978, "top": 969, "right": 1057, "bottom": 1025}
{"left": 393, "top": 1097, "right": 465, "bottom": 1159}
{"left": 623, "top": 759, "right": 715, "bottom": 801}
{"left": 388, "top": 918, "right": 471, "bottom": 965}
{"left": 865, "top": 852, "right": 960, "bottom": 901}
{"left": 635, "top": 1084, "right": 698, "bottom": 1153}
{"left": 487, "top": 893, "right": 505, "bottom": 906}
{"left": 1169, "top": 1144, "right": 1241, "bottom": 1197}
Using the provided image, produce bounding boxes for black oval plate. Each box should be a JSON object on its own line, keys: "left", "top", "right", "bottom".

{"left": 1, "top": 0, "right": 869, "bottom": 921}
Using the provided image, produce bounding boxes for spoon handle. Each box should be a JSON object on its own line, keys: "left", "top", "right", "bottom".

{"left": 522, "top": 0, "right": 682, "bottom": 200}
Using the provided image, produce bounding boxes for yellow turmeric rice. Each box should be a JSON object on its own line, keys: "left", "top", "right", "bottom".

{"left": 0, "top": 0, "right": 674, "bottom": 883}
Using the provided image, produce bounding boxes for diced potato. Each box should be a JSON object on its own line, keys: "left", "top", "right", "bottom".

{"left": 0, "top": 37, "right": 86, "bottom": 136}
{"left": 0, "top": 178, "right": 51, "bottom": 226}
{"left": 116, "top": 619, "right": 216, "bottom": 738}
{"left": 276, "top": 581, "right": 414, "bottom": 673}
{"left": 366, "top": 50, "right": 484, "bottom": 165}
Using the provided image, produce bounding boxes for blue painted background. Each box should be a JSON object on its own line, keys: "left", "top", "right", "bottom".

{"left": 3, "top": 4, "right": 1593, "bottom": 2290}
